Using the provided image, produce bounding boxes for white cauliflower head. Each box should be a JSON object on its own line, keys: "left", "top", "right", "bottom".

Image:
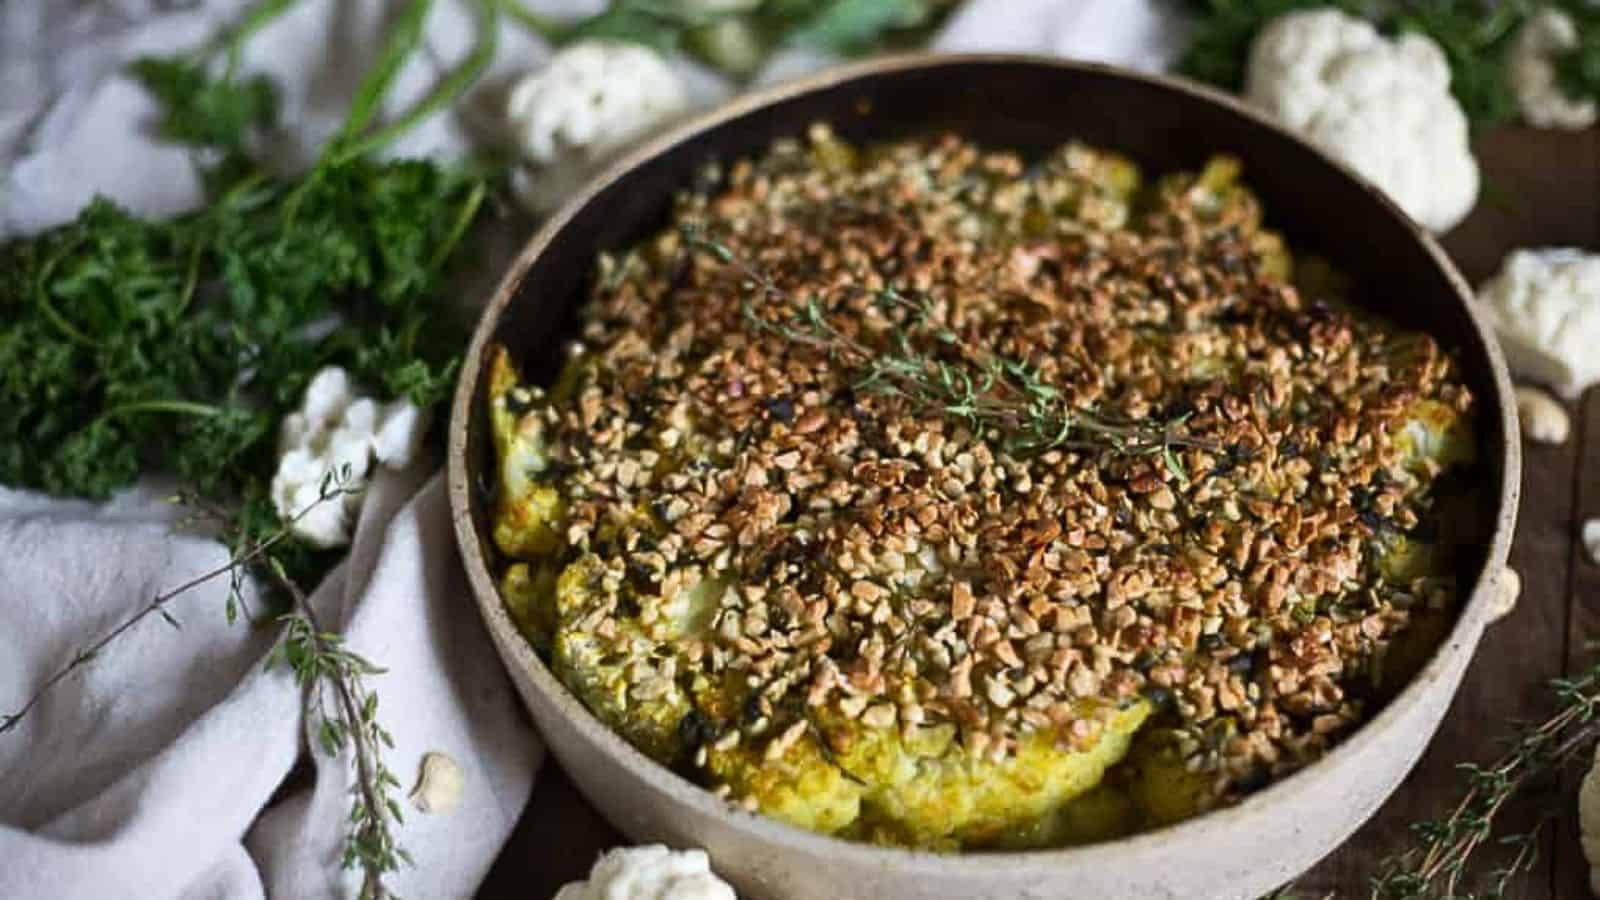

{"left": 552, "top": 845, "right": 736, "bottom": 900}
{"left": 507, "top": 40, "right": 688, "bottom": 212}
{"left": 270, "top": 367, "right": 429, "bottom": 548}
{"left": 1508, "top": 7, "right": 1597, "bottom": 130}
{"left": 1476, "top": 248, "right": 1600, "bottom": 399}
{"left": 1245, "top": 8, "right": 1480, "bottom": 233}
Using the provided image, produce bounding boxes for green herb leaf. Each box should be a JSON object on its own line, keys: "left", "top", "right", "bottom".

{"left": 128, "top": 57, "right": 279, "bottom": 151}
{"left": 781, "top": 0, "right": 930, "bottom": 54}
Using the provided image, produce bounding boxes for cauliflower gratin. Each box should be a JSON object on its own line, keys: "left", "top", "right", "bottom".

{"left": 487, "top": 127, "right": 1478, "bottom": 851}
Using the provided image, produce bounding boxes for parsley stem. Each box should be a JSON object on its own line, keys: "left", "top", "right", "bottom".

{"left": 216, "top": 0, "right": 301, "bottom": 80}
{"left": 327, "top": 0, "right": 500, "bottom": 167}
{"left": 328, "top": 0, "right": 436, "bottom": 155}
{"left": 427, "top": 180, "right": 486, "bottom": 275}
{"left": 33, "top": 247, "right": 95, "bottom": 348}
{"left": 101, "top": 400, "right": 222, "bottom": 420}
{"left": 175, "top": 240, "right": 205, "bottom": 317}
{"left": 504, "top": 1, "right": 570, "bottom": 42}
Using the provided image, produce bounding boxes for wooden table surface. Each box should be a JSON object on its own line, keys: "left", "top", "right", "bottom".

{"left": 479, "top": 126, "right": 1600, "bottom": 900}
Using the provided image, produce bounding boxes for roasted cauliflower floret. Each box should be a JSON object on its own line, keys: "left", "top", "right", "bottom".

{"left": 701, "top": 700, "right": 1150, "bottom": 848}
{"left": 1396, "top": 397, "right": 1475, "bottom": 473}
{"left": 705, "top": 730, "right": 865, "bottom": 834}
{"left": 991, "top": 783, "right": 1137, "bottom": 850}
{"left": 1145, "top": 155, "right": 1292, "bottom": 281}
{"left": 551, "top": 556, "right": 695, "bottom": 761}
{"left": 802, "top": 700, "right": 1150, "bottom": 848}
{"left": 1124, "top": 733, "right": 1219, "bottom": 829}
{"left": 500, "top": 561, "right": 559, "bottom": 648}
{"left": 1031, "top": 142, "right": 1142, "bottom": 233}
{"left": 488, "top": 347, "right": 565, "bottom": 559}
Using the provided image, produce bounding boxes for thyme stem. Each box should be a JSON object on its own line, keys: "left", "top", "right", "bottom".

{"left": 681, "top": 226, "right": 1217, "bottom": 465}
{"left": 0, "top": 499, "right": 299, "bottom": 735}
{"left": 1370, "top": 663, "right": 1600, "bottom": 898}
{"left": 1, "top": 476, "right": 410, "bottom": 899}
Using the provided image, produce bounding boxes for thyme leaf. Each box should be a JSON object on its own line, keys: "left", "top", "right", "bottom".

{"left": 682, "top": 226, "right": 1215, "bottom": 468}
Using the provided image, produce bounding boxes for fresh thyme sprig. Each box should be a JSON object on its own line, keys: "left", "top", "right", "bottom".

{"left": 184, "top": 474, "right": 411, "bottom": 899}
{"left": 2, "top": 474, "right": 411, "bottom": 898}
{"left": 0, "top": 474, "right": 356, "bottom": 736}
{"left": 1369, "top": 663, "right": 1600, "bottom": 898}
{"left": 680, "top": 227, "right": 1215, "bottom": 472}
{"left": 266, "top": 562, "right": 410, "bottom": 898}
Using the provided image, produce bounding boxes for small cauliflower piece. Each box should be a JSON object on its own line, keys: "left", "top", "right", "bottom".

{"left": 1477, "top": 248, "right": 1600, "bottom": 398}
{"left": 270, "top": 366, "right": 426, "bottom": 548}
{"left": 554, "top": 845, "right": 735, "bottom": 900}
{"left": 409, "top": 751, "right": 464, "bottom": 815}
{"left": 1508, "top": 8, "right": 1597, "bottom": 130}
{"left": 507, "top": 40, "right": 688, "bottom": 212}
{"left": 373, "top": 400, "right": 429, "bottom": 467}
{"left": 1245, "top": 8, "right": 1479, "bottom": 233}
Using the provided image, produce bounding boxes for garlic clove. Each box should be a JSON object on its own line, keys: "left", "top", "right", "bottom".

{"left": 1515, "top": 385, "right": 1570, "bottom": 445}
{"left": 1486, "top": 568, "right": 1522, "bottom": 622}
{"left": 410, "top": 751, "right": 464, "bottom": 814}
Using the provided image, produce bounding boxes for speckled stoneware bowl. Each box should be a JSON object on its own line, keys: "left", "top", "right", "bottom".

{"left": 449, "top": 55, "right": 1522, "bottom": 900}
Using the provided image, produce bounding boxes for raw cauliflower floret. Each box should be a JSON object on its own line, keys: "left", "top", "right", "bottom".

{"left": 1245, "top": 8, "right": 1479, "bottom": 233}
{"left": 270, "top": 367, "right": 427, "bottom": 548}
{"left": 553, "top": 844, "right": 735, "bottom": 900}
{"left": 1508, "top": 8, "right": 1597, "bottom": 130}
{"left": 507, "top": 40, "right": 688, "bottom": 212}
{"left": 1476, "top": 248, "right": 1600, "bottom": 398}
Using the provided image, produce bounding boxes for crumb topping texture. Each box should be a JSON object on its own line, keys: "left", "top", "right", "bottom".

{"left": 489, "top": 126, "right": 1476, "bottom": 849}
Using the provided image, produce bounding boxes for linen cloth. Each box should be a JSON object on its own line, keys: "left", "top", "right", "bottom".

{"left": 0, "top": 2, "right": 1188, "bottom": 898}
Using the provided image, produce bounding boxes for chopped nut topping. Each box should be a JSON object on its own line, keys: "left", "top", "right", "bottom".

{"left": 495, "top": 128, "right": 1475, "bottom": 828}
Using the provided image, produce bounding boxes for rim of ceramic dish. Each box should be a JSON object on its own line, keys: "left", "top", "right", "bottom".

{"left": 449, "top": 52, "right": 1522, "bottom": 870}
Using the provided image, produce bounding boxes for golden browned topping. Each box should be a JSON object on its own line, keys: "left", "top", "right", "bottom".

{"left": 504, "top": 126, "right": 1474, "bottom": 823}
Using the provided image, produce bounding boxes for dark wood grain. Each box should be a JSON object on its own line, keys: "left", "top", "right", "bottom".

{"left": 1556, "top": 387, "right": 1600, "bottom": 900}
{"left": 479, "top": 126, "right": 1600, "bottom": 900}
